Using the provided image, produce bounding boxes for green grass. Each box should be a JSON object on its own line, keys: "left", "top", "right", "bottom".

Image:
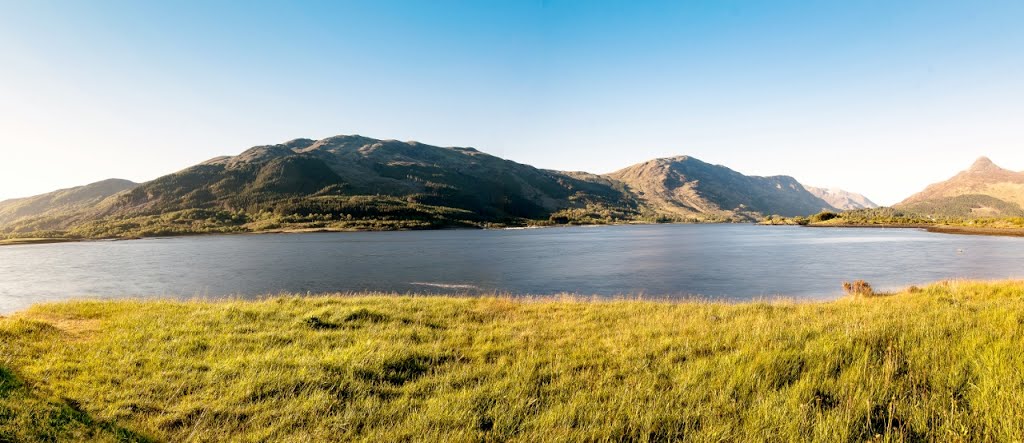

{"left": 3, "top": 281, "right": 1024, "bottom": 441}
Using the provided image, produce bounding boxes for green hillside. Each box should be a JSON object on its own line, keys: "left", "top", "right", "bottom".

{"left": 899, "top": 194, "right": 1024, "bottom": 218}
{"left": 0, "top": 179, "right": 137, "bottom": 229}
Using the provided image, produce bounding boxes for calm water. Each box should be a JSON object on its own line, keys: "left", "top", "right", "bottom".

{"left": 2, "top": 224, "right": 1023, "bottom": 313}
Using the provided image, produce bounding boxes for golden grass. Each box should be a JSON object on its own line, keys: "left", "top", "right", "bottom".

{"left": 2, "top": 280, "right": 1024, "bottom": 442}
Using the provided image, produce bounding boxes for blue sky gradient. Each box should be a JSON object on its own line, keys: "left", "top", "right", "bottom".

{"left": 2, "top": 0, "right": 1023, "bottom": 204}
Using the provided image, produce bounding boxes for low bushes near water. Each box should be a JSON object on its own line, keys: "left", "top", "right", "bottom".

{"left": 842, "top": 280, "right": 875, "bottom": 297}
{"left": 2, "top": 280, "right": 1024, "bottom": 441}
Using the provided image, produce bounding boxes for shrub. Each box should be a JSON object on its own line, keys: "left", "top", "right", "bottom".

{"left": 810, "top": 211, "right": 840, "bottom": 223}
{"left": 303, "top": 316, "right": 338, "bottom": 330}
{"left": 842, "top": 280, "right": 874, "bottom": 297}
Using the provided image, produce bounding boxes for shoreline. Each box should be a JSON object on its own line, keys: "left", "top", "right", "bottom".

{"left": 0, "top": 289, "right": 835, "bottom": 317}
{"left": 0, "top": 220, "right": 691, "bottom": 247}
{"left": 5, "top": 219, "right": 1024, "bottom": 248}
{"left": 803, "top": 223, "right": 934, "bottom": 229}
{"left": 0, "top": 277, "right": 999, "bottom": 317}
{"left": 925, "top": 225, "right": 1024, "bottom": 237}
{"left": 0, "top": 237, "right": 80, "bottom": 246}
{"left": 804, "top": 222, "right": 1024, "bottom": 238}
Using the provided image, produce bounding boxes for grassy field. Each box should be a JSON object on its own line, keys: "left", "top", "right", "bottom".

{"left": 2, "top": 281, "right": 1024, "bottom": 442}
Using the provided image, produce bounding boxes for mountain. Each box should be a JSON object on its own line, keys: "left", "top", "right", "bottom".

{"left": 896, "top": 157, "right": 1024, "bottom": 217}
{"left": 607, "top": 156, "right": 835, "bottom": 219}
{"left": 802, "top": 185, "right": 878, "bottom": 211}
{"left": 0, "top": 179, "right": 138, "bottom": 229}
{"left": 1, "top": 136, "right": 645, "bottom": 236}
{"left": 0, "top": 136, "right": 851, "bottom": 239}
{"left": 110, "top": 135, "right": 639, "bottom": 219}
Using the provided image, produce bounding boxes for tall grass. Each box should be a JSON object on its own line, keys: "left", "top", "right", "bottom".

{"left": 2, "top": 280, "right": 1024, "bottom": 441}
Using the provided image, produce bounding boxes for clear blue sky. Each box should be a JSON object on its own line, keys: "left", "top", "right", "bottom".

{"left": 2, "top": 0, "right": 1023, "bottom": 205}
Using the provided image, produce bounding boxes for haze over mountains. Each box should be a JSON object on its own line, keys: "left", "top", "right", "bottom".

{"left": 0, "top": 179, "right": 138, "bottom": 228}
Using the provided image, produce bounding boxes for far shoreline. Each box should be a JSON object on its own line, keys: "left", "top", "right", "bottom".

{"left": 4, "top": 219, "right": 1024, "bottom": 248}
{"left": 0, "top": 220, "right": 695, "bottom": 247}
{"left": 803, "top": 223, "right": 1024, "bottom": 238}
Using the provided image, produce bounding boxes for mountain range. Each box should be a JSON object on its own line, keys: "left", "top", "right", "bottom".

{"left": 0, "top": 134, "right": 879, "bottom": 238}
{"left": 802, "top": 186, "right": 878, "bottom": 211}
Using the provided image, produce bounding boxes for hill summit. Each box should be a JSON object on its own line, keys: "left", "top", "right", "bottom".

{"left": 896, "top": 157, "right": 1024, "bottom": 217}
{"left": 607, "top": 156, "right": 834, "bottom": 219}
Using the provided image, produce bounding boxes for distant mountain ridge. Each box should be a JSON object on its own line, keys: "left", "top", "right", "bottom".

{"left": 0, "top": 135, "right": 874, "bottom": 238}
{"left": 607, "top": 156, "right": 836, "bottom": 219}
{"left": 802, "top": 185, "right": 878, "bottom": 211}
{"left": 896, "top": 157, "right": 1024, "bottom": 217}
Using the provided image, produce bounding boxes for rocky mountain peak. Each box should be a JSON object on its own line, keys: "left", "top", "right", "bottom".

{"left": 968, "top": 156, "right": 1000, "bottom": 173}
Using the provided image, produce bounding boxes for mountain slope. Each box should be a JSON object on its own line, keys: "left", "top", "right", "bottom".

{"left": 1, "top": 136, "right": 642, "bottom": 236}
{"left": 896, "top": 157, "right": 1024, "bottom": 217}
{"left": 802, "top": 185, "right": 878, "bottom": 210}
{"left": 607, "top": 156, "right": 835, "bottom": 219}
{"left": 0, "top": 179, "right": 137, "bottom": 227}
{"left": 107, "top": 135, "right": 638, "bottom": 220}
{"left": 1, "top": 136, "right": 863, "bottom": 239}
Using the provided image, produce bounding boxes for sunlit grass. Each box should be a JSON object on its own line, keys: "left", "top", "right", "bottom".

{"left": 2, "top": 280, "right": 1024, "bottom": 441}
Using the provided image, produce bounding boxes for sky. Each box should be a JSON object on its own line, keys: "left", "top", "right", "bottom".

{"left": 1, "top": 1, "right": 1023, "bottom": 205}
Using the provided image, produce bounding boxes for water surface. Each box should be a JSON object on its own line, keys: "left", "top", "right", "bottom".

{"left": 2, "top": 224, "right": 1022, "bottom": 313}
